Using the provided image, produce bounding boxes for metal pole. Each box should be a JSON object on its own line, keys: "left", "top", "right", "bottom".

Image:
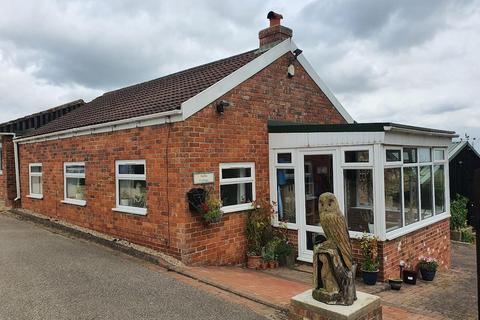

{"left": 473, "top": 169, "right": 480, "bottom": 317}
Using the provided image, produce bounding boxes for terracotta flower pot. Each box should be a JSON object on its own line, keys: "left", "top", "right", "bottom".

{"left": 261, "top": 261, "right": 268, "bottom": 269}
{"left": 268, "top": 261, "right": 276, "bottom": 269}
{"left": 247, "top": 256, "right": 262, "bottom": 269}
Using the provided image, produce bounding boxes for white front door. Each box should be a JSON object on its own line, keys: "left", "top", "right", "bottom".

{"left": 297, "top": 150, "right": 338, "bottom": 262}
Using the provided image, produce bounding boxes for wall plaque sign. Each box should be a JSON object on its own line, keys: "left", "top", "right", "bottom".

{"left": 193, "top": 172, "right": 215, "bottom": 184}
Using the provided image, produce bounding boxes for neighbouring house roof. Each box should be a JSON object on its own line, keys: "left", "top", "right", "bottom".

{"left": 0, "top": 99, "right": 85, "bottom": 136}
{"left": 448, "top": 141, "right": 480, "bottom": 160}
{"left": 268, "top": 120, "right": 456, "bottom": 136}
{"left": 26, "top": 50, "right": 261, "bottom": 138}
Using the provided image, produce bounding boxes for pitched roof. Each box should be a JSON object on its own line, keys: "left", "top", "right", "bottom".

{"left": 0, "top": 99, "right": 85, "bottom": 136}
{"left": 448, "top": 141, "right": 480, "bottom": 160}
{"left": 27, "top": 50, "right": 261, "bottom": 137}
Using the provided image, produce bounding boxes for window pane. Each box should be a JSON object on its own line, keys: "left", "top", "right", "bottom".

{"left": 66, "top": 165, "right": 85, "bottom": 174}
{"left": 344, "top": 169, "right": 373, "bottom": 232}
{"left": 434, "top": 165, "right": 445, "bottom": 213}
{"left": 66, "top": 177, "right": 85, "bottom": 200}
{"left": 386, "top": 150, "right": 401, "bottom": 162}
{"left": 306, "top": 231, "right": 324, "bottom": 251}
{"left": 385, "top": 168, "right": 402, "bottom": 232}
{"left": 119, "top": 179, "right": 147, "bottom": 208}
{"left": 418, "top": 148, "right": 431, "bottom": 163}
{"left": 304, "top": 155, "right": 334, "bottom": 227}
{"left": 119, "top": 164, "right": 145, "bottom": 175}
{"left": 220, "top": 182, "right": 253, "bottom": 207}
{"left": 420, "top": 166, "right": 433, "bottom": 219}
{"left": 277, "top": 169, "right": 295, "bottom": 223}
{"left": 345, "top": 150, "right": 369, "bottom": 163}
{"left": 434, "top": 149, "right": 445, "bottom": 161}
{"left": 31, "top": 165, "right": 42, "bottom": 173}
{"left": 404, "top": 167, "right": 419, "bottom": 225}
{"left": 277, "top": 153, "right": 292, "bottom": 164}
{"left": 403, "top": 148, "right": 417, "bottom": 163}
{"left": 31, "top": 176, "right": 42, "bottom": 194}
{"left": 222, "top": 167, "right": 251, "bottom": 179}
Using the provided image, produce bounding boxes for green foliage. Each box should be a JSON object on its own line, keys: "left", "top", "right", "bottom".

{"left": 202, "top": 195, "right": 223, "bottom": 223}
{"left": 360, "top": 233, "right": 379, "bottom": 272}
{"left": 418, "top": 256, "right": 439, "bottom": 272}
{"left": 461, "top": 227, "right": 475, "bottom": 244}
{"left": 450, "top": 194, "right": 469, "bottom": 231}
{"left": 246, "top": 200, "right": 275, "bottom": 256}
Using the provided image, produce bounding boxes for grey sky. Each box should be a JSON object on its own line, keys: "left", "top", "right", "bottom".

{"left": 0, "top": 0, "right": 478, "bottom": 147}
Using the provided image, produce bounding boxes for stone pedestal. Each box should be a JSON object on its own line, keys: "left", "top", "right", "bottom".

{"left": 290, "top": 290, "right": 382, "bottom": 320}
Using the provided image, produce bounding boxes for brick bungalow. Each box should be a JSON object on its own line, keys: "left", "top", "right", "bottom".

{"left": 2, "top": 12, "right": 455, "bottom": 280}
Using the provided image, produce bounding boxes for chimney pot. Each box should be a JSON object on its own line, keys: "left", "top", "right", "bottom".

{"left": 267, "top": 11, "right": 283, "bottom": 27}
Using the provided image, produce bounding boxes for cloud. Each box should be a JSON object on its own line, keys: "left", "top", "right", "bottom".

{"left": 0, "top": 0, "right": 479, "bottom": 147}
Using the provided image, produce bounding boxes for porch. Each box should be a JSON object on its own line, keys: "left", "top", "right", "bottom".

{"left": 268, "top": 121, "right": 456, "bottom": 278}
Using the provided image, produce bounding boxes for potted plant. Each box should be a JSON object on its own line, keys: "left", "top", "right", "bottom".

{"left": 450, "top": 194, "right": 469, "bottom": 241}
{"left": 418, "top": 256, "right": 438, "bottom": 281}
{"left": 402, "top": 260, "right": 418, "bottom": 285}
{"left": 120, "top": 190, "right": 130, "bottom": 206}
{"left": 263, "top": 240, "right": 278, "bottom": 268}
{"left": 388, "top": 278, "right": 403, "bottom": 290}
{"left": 245, "top": 199, "right": 275, "bottom": 269}
{"left": 201, "top": 197, "right": 223, "bottom": 224}
{"left": 276, "top": 240, "right": 295, "bottom": 268}
{"left": 360, "top": 233, "right": 379, "bottom": 285}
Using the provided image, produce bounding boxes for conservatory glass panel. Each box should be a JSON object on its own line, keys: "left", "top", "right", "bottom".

{"left": 344, "top": 169, "right": 373, "bottom": 233}
{"left": 420, "top": 166, "right": 433, "bottom": 219}
{"left": 385, "top": 168, "right": 402, "bottom": 232}
{"left": 434, "top": 165, "right": 445, "bottom": 213}
{"left": 276, "top": 168, "right": 295, "bottom": 223}
{"left": 404, "top": 167, "right": 419, "bottom": 225}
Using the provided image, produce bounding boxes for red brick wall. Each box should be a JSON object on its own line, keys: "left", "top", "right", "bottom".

{"left": 0, "top": 136, "right": 16, "bottom": 207}
{"left": 378, "top": 218, "right": 451, "bottom": 281}
{"left": 18, "top": 52, "right": 347, "bottom": 265}
{"left": 284, "top": 219, "right": 450, "bottom": 282}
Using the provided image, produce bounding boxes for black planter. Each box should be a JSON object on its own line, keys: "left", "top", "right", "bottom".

{"left": 278, "top": 255, "right": 296, "bottom": 268}
{"left": 361, "top": 270, "right": 379, "bottom": 285}
{"left": 402, "top": 270, "right": 417, "bottom": 285}
{"left": 388, "top": 279, "right": 403, "bottom": 290}
{"left": 186, "top": 188, "right": 206, "bottom": 213}
{"left": 420, "top": 269, "right": 436, "bottom": 281}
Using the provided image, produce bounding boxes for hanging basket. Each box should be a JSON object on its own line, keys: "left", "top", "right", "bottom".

{"left": 186, "top": 188, "right": 207, "bottom": 213}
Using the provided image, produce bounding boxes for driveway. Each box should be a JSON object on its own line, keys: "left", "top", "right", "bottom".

{"left": 0, "top": 213, "right": 266, "bottom": 320}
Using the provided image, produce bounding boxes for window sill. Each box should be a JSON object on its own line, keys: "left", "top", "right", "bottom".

{"left": 61, "top": 199, "right": 86, "bottom": 207}
{"left": 221, "top": 203, "right": 254, "bottom": 214}
{"left": 112, "top": 207, "right": 147, "bottom": 216}
{"left": 27, "top": 194, "right": 43, "bottom": 200}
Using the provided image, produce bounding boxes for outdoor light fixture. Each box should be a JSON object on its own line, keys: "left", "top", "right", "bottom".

{"left": 288, "top": 49, "right": 303, "bottom": 78}
{"left": 216, "top": 100, "right": 230, "bottom": 114}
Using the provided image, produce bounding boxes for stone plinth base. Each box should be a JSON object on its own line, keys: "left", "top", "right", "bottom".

{"left": 290, "top": 290, "right": 382, "bottom": 320}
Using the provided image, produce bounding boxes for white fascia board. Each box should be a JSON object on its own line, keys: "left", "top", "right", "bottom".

{"left": 15, "top": 109, "right": 183, "bottom": 145}
{"left": 181, "top": 39, "right": 294, "bottom": 120}
{"left": 293, "top": 43, "right": 355, "bottom": 124}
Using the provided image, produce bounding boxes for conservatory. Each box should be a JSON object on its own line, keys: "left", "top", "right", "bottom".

{"left": 268, "top": 121, "right": 456, "bottom": 264}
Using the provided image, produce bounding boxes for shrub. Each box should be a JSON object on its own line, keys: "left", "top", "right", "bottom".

{"left": 461, "top": 227, "right": 475, "bottom": 244}
{"left": 450, "top": 194, "right": 469, "bottom": 231}
{"left": 360, "top": 233, "right": 379, "bottom": 272}
{"left": 246, "top": 199, "right": 275, "bottom": 256}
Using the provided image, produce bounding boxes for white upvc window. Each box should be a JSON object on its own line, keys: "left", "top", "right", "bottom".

{"left": 0, "top": 142, "right": 3, "bottom": 175}
{"left": 62, "top": 162, "right": 86, "bottom": 206}
{"left": 113, "top": 160, "right": 147, "bottom": 215}
{"left": 220, "top": 162, "right": 256, "bottom": 213}
{"left": 28, "top": 163, "right": 43, "bottom": 199}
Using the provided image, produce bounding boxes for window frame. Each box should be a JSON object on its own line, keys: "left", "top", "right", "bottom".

{"left": 62, "top": 162, "right": 86, "bottom": 206}
{"left": 384, "top": 146, "right": 449, "bottom": 239}
{"left": 341, "top": 146, "right": 373, "bottom": 167}
{"left": 219, "top": 162, "right": 256, "bottom": 213}
{"left": 28, "top": 163, "right": 43, "bottom": 199}
{"left": 113, "top": 160, "right": 147, "bottom": 216}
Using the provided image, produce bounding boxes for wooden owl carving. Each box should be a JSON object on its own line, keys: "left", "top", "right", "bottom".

{"left": 318, "top": 193, "right": 353, "bottom": 270}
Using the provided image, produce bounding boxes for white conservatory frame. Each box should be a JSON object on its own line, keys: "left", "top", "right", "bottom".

{"left": 268, "top": 123, "right": 455, "bottom": 262}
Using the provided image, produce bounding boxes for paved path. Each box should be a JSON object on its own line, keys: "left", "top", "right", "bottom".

{"left": 0, "top": 213, "right": 267, "bottom": 320}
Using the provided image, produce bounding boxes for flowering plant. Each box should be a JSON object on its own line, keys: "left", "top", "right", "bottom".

{"left": 418, "top": 256, "right": 439, "bottom": 272}
{"left": 201, "top": 194, "right": 223, "bottom": 223}
{"left": 360, "top": 233, "right": 379, "bottom": 272}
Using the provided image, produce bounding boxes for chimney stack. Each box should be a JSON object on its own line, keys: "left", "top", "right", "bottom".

{"left": 258, "top": 11, "right": 293, "bottom": 51}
